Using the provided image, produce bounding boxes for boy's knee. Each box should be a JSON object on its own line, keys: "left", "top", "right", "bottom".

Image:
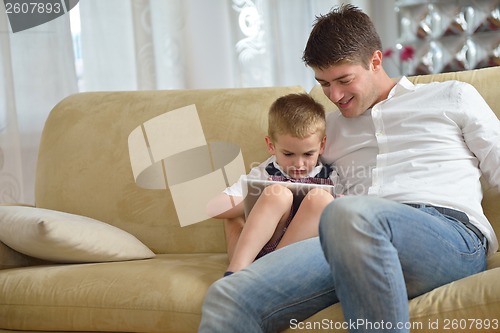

{"left": 262, "top": 184, "right": 293, "bottom": 204}
{"left": 303, "top": 188, "right": 334, "bottom": 209}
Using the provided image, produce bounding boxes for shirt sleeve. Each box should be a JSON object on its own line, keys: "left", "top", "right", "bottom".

{"left": 459, "top": 82, "right": 500, "bottom": 189}
{"left": 223, "top": 157, "right": 272, "bottom": 197}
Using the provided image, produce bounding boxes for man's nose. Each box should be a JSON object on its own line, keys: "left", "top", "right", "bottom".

{"left": 325, "top": 86, "right": 342, "bottom": 103}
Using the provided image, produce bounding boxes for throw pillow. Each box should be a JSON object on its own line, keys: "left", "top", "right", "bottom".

{"left": 0, "top": 206, "right": 155, "bottom": 263}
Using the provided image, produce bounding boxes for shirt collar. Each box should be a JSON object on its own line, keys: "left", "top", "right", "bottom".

{"left": 271, "top": 156, "right": 325, "bottom": 179}
{"left": 387, "top": 76, "right": 416, "bottom": 99}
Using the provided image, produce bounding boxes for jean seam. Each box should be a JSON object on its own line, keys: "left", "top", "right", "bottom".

{"left": 373, "top": 209, "right": 407, "bottom": 324}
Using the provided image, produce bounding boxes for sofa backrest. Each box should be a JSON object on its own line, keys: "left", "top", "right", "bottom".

{"left": 36, "top": 86, "right": 306, "bottom": 254}
{"left": 36, "top": 67, "right": 500, "bottom": 255}
{"left": 310, "top": 66, "right": 500, "bottom": 242}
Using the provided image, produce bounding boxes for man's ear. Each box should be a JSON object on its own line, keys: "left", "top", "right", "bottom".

{"left": 265, "top": 136, "right": 276, "bottom": 154}
{"left": 371, "top": 50, "right": 383, "bottom": 72}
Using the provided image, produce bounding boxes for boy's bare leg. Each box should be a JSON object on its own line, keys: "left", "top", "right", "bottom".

{"left": 227, "top": 184, "right": 293, "bottom": 273}
{"left": 224, "top": 217, "right": 244, "bottom": 263}
{"left": 276, "top": 188, "right": 334, "bottom": 249}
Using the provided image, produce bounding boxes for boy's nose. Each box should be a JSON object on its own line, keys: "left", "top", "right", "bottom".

{"left": 294, "top": 157, "right": 305, "bottom": 168}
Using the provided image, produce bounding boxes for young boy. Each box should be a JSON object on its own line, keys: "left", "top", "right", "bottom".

{"left": 206, "top": 93, "right": 340, "bottom": 275}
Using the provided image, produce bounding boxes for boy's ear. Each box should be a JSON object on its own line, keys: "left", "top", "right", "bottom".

{"left": 319, "top": 135, "right": 326, "bottom": 154}
{"left": 265, "top": 136, "right": 276, "bottom": 154}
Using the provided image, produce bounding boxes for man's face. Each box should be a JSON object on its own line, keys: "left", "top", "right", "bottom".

{"left": 313, "top": 61, "right": 381, "bottom": 118}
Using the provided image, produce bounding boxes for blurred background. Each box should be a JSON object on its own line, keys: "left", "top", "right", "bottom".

{"left": 1, "top": 0, "right": 498, "bottom": 205}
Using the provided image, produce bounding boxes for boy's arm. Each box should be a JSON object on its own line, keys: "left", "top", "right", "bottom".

{"left": 206, "top": 192, "right": 244, "bottom": 219}
{"left": 206, "top": 192, "right": 245, "bottom": 261}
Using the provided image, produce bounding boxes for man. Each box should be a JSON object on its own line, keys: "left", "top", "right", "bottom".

{"left": 199, "top": 4, "right": 499, "bottom": 332}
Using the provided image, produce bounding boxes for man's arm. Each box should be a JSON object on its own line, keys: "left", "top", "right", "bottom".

{"left": 460, "top": 83, "right": 500, "bottom": 188}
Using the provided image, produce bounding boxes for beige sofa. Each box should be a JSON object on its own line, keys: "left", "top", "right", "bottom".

{"left": 0, "top": 66, "right": 499, "bottom": 332}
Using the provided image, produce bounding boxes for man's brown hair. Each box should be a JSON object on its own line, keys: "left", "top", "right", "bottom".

{"left": 302, "top": 4, "right": 382, "bottom": 69}
{"left": 268, "top": 93, "right": 326, "bottom": 141}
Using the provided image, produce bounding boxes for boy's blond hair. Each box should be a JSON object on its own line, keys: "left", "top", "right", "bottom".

{"left": 268, "top": 93, "right": 326, "bottom": 141}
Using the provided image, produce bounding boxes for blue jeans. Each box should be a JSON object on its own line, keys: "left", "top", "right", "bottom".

{"left": 199, "top": 196, "right": 487, "bottom": 332}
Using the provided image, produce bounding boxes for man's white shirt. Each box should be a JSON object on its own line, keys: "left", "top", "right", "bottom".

{"left": 322, "top": 77, "right": 500, "bottom": 255}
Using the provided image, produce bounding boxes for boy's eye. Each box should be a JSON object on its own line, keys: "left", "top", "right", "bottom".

{"left": 283, "top": 153, "right": 293, "bottom": 157}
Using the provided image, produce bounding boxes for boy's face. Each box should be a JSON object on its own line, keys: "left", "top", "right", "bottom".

{"left": 313, "top": 52, "right": 384, "bottom": 118}
{"left": 266, "top": 132, "right": 325, "bottom": 179}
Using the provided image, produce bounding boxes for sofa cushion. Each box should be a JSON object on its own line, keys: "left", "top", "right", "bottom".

{"left": 0, "top": 206, "right": 155, "bottom": 263}
{"left": 0, "top": 253, "right": 227, "bottom": 332}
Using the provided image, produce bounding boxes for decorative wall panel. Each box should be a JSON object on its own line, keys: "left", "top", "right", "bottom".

{"left": 396, "top": 0, "right": 500, "bottom": 75}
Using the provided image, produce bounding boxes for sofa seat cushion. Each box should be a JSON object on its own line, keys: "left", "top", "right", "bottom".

{"left": 0, "top": 253, "right": 227, "bottom": 332}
